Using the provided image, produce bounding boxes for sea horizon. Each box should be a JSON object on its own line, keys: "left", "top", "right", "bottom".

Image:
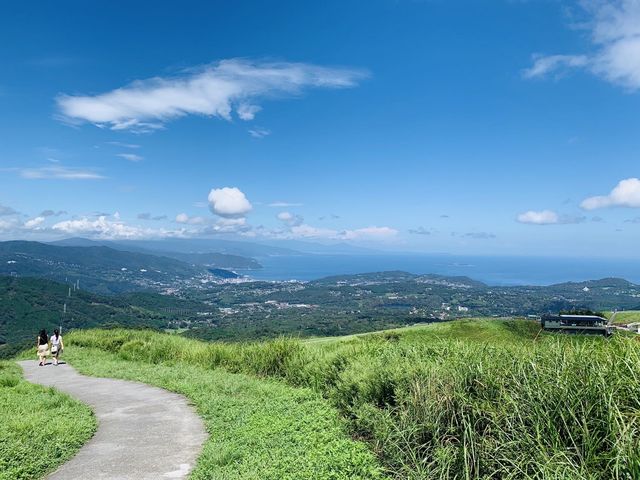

{"left": 246, "top": 253, "right": 640, "bottom": 286}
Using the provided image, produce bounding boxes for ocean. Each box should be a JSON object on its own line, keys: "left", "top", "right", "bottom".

{"left": 245, "top": 254, "right": 640, "bottom": 286}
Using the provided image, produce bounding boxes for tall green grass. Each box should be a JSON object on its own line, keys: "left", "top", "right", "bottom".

{"left": 67, "top": 320, "right": 640, "bottom": 479}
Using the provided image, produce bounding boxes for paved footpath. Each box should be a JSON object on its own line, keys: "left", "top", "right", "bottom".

{"left": 19, "top": 360, "right": 207, "bottom": 480}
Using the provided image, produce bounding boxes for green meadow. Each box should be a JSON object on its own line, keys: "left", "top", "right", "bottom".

{"left": 0, "top": 361, "right": 96, "bottom": 480}
{"left": 7, "top": 318, "right": 640, "bottom": 479}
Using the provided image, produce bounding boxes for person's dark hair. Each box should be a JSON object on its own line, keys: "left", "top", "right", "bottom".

{"left": 54, "top": 329, "right": 59, "bottom": 338}
{"left": 39, "top": 329, "right": 48, "bottom": 344}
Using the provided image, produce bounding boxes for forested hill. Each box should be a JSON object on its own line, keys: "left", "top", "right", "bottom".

{"left": 0, "top": 275, "right": 198, "bottom": 357}
{"left": 0, "top": 240, "right": 207, "bottom": 294}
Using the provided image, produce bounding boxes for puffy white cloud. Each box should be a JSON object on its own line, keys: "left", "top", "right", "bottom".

{"left": 581, "top": 178, "right": 640, "bottom": 209}
{"left": 0, "top": 217, "right": 20, "bottom": 231}
{"left": 24, "top": 216, "right": 46, "bottom": 229}
{"left": 524, "top": 1, "right": 640, "bottom": 90}
{"left": 208, "top": 187, "right": 252, "bottom": 218}
{"left": 52, "top": 216, "right": 173, "bottom": 240}
{"left": 517, "top": 210, "right": 560, "bottom": 225}
{"left": 237, "top": 104, "right": 261, "bottom": 120}
{"left": 57, "top": 59, "right": 368, "bottom": 131}
{"left": 116, "top": 153, "right": 143, "bottom": 162}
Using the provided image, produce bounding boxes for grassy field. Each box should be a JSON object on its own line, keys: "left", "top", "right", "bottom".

{"left": 0, "top": 361, "right": 96, "bottom": 480}
{"left": 63, "top": 319, "right": 640, "bottom": 479}
{"left": 608, "top": 310, "right": 640, "bottom": 324}
{"left": 62, "top": 347, "right": 383, "bottom": 479}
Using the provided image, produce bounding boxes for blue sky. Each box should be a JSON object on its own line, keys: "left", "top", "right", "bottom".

{"left": 1, "top": 0, "right": 639, "bottom": 256}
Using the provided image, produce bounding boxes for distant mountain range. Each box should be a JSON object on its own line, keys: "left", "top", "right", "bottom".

{"left": 50, "top": 238, "right": 262, "bottom": 270}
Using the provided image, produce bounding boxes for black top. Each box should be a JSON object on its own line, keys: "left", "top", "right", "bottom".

{"left": 38, "top": 334, "right": 48, "bottom": 346}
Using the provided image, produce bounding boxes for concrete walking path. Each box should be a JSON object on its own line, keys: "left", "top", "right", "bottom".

{"left": 19, "top": 360, "right": 207, "bottom": 480}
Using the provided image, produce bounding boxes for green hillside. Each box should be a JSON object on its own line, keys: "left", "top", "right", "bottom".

{"left": 0, "top": 240, "right": 206, "bottom": 294}
{"left": 0, "top": 276, "right": 176, "bottom": 357}
{"left": 61, "top": 320, "right": 640, "bottom": 479}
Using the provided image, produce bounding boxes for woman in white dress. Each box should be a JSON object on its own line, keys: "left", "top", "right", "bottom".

{"left": 50, "top": 329, "right": 64, "bottom": 365}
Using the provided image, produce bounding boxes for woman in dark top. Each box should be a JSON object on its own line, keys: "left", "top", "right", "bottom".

{"left": 37, "top": 329, "right": 49, "bottom": 366}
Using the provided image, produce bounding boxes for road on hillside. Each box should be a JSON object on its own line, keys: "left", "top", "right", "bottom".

{"left": 19, "top": 361, "right": 207, "bottom": 480}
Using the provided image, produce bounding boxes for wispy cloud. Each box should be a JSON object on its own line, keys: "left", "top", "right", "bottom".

{"left": 57, "top": 58, "right": 368, "bottom": 132}
{"left": 517, "top": 209, "right": 586, "bottom": 225}
{"left": 116, "top": 153, "right": 144, "bottom": 162}
{"left": 523, "top": 1, "right": 640, "bottom": 90}
{"left": 248, "top": 127, "right": 271, "bottom": 139}
{"left": 107, "top": 141, "right": 141, "bottom": 149}
{"left": 40, "top": 209, "right": 67, "bottom": 217}
{"left": 0, "top": 204, "right": 18, "bottom": 216}
{"left": 409, "top": 226, "right": 433, "bottom": 235}
{"left": 581, "top": 178, "right": 640, "bottom": 209}
{"left": 463, "top": 232, "right": 496, "bottom": 239}
{"left": 15, "top": 166, "right": 105, "bottom": 180}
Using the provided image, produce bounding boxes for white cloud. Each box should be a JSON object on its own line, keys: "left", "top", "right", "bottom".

{"left": 277, "top": 211, "right": 304, "bottom": 226}
{"left": 237, "top": 104, "right": 261, "bottom": 120}
{"left": 340, "top": 226, "right": 398, "bottom": 240}
{"left": 208, "top": 187, "right": 252, "bottom": 218}
{"left": 523, "top": 1, "right": 640, "bottom": 90}
{"left": 517, "top": 210, "right": 560, "bottom": 225}
{"left": 175, "top": 213, "right": 207, "bottom": 225}
{"left": 248, "top": 127, "right": 271, "bottom": 139}
{"left": 580, "top": 177, "right": 640, "bottom": 209}
{"left": 523, "top": 54, "right": 589, "bottom": 79}
{"left": 116, "top": 153, "right": 143, "bottom": 162}
{"left": 52, "top": 215, "right": 180, "bottom": 240}
{"left": 24, "top": 216, "right": 46, "bottom": 229}
{"left": 107, "top": 141, "right": 141, "bottom": 149}
{"left": 0, "top": 217, "right": 20, "bottom": 231}
{"left": 409, "top": 226, "right": 433, "bottom": 235}
{"left": 200, "top": 217, "right": 250, "bottom": 235}
{"left": 287, "top": 223, "right": 398, "bottom": 241}
{"left": 57, "top": 58, "right": 368, "bottom": 131}
{"left": 516, "top": 210, "right": 586, "bottom": 225}
{"left": 17, "top": 166, "right": 105, "bottom": 180}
